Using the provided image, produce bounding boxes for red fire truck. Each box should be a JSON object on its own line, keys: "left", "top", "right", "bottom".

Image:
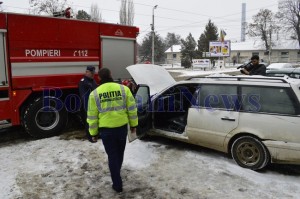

{"left": 0, "top": 12, "right": 139, "bottom": 138}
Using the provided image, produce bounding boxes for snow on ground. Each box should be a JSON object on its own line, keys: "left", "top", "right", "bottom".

{"left": 0, "top": 130, "right": 300, "bottom": 199}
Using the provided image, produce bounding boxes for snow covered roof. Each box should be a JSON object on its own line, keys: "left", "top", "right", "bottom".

{"left": 231, "top": 40, "right": 300, "bottom": 51}
{"left": 165, "top": 45, "right": 181, "bottom": 53}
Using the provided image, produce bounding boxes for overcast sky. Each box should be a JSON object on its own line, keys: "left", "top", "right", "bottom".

{"left": 2, "top": 0, "right": 279, "bottom": 43}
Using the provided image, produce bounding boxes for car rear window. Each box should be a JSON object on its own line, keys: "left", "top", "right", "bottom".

{"left": 241, "top": 86, "right": 297, "bottom": 115}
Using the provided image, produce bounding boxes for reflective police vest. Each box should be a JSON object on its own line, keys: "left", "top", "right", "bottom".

{"left": 87, "top": 82, "right": 138, "bottom": 136}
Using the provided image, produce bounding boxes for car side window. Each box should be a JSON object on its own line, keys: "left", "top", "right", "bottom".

{"left": 241, "top": 86, "right": 297, "bottom": 115}
{"left": 135, "top": 86, "right": 149, "bottom": 106}
{"left": 199, "top": 85, "right": 238, "bottom": 110}
{"left": 291, "top": 74, "right": 300, "bottom": 79}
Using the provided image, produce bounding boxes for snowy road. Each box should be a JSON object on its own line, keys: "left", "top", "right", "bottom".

{"left": 0, "top": 129, "right": 300, "bottom": 199}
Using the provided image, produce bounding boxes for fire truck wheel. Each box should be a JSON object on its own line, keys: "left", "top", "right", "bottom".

{"left": 22, "top": 97, "right": 68, "bottom": 138}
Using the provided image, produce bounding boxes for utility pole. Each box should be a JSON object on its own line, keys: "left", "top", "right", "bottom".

{"left": 171, "top": 45, "right": 173, "bottom": 68}
{"left": 268, "top": 30, "right": 272, "bottom": 64}
{"left": 241, "top": 3, "right": 246, "bottom": 42}
{"left": 151, "top": 5, "right": 158, "bottom": 64}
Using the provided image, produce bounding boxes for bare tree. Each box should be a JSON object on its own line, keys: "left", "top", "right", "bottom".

{"left": 247, "top": 9, "right": 280, "bottom": 62}
{"left": 90, "top": 3, "right": 102, "bottom": 22}
{"left": 128, "top": 0, "right": 134, "bottom": 25}
{"left": 120, "top": 0, "right": 127, "bottom": 25}
{"left": 278, "top": 0, "right": 300, "bottom": 48}
{"left": 29, "top": 0, "right": 69, "bottom": 15}
{"left": 119, "top": 0, "right": 134, "bottom": 25}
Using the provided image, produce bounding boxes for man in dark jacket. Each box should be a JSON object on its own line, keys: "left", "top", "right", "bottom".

{"left": 78, "top": 66, "right": 98, "bottom": 142}
{"left": 241, "top": 55, "right": 266, "bottom": 76}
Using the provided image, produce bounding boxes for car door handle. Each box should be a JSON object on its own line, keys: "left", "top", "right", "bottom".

{"left": 221, "top": 117, "right": 236, "bottom": 121}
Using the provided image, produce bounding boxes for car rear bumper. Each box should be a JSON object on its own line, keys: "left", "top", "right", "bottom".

{"left": 263, "top": 141, "right": 300, "bottom": 165}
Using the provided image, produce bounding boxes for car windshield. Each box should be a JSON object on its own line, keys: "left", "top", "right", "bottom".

{"left": 266, "top": 68, "right": 300, "bottom": 79}
{"left": 267, "top": 63, "right": 293, "bottom": 70}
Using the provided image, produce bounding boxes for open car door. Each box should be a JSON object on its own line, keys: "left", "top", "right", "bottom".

{"left": 135, "top": 84, "right": 151, "bottom": 138}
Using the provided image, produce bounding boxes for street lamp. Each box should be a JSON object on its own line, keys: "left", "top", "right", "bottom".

{"left": 151, "top": 5, "right": 158, "bottom": 64}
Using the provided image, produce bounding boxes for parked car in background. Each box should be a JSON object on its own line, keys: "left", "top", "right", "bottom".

{"left": 267, "top": 63, "right": 294, "bottom": 70}
{"left": 128, "top": 64, "right": 300, "bottom": 170}
{"left": 266, "top": 68, "right": 300, "bottom": 79}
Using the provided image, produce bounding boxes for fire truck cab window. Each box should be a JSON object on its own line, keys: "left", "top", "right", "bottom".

{"left": 0, "top": 32, "right": 8, "bottom": 86}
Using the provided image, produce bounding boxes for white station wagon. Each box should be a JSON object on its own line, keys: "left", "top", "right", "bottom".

{"left": 127, "top": 64, "right": 300, "bottom": 170}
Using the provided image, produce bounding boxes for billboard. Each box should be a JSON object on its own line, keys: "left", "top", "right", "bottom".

{"left": 209, "top": 40, "right": 230, "bottom": 57}
{"left": 192, "top": 59, "right": 211, "bottom": 69}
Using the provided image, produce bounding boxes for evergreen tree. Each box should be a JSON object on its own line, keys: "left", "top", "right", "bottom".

{"left": 76, "top": 10, "right": 91, "bottom": 20}
{"left": 139, "top": 32, "right": 166, "bottom": 63}
{"left": 196, "top": 33, "right": 206, "bottom": 58}
{"left": 181, "top": 33, "right": 197, "bottom": 68}
{"left": 164, "top": 32, "right": 182, "bottom": 49}
{"left": 197, "top": 19, "right": 218, "bottom": 58}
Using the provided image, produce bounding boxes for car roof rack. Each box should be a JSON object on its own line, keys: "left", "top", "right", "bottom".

{"left": 186, "top": 76, "right": 289, "bottom": 83}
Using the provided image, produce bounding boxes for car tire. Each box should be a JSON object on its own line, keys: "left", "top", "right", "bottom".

{"left": 231, "top": 136, "right": 269, "bottom": 170}
{"left": 22, "top": 97, "right": 68, "bottom": 138}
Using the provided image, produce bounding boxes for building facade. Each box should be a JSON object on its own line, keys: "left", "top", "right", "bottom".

{"left": 230, "top": 40, "right": 300, "bottom": 64}
{"left": 165, "top": 45, "right": 182, "bottom": 64}
{"left": 164, "top": 40, "right": 300, "bottom": 65}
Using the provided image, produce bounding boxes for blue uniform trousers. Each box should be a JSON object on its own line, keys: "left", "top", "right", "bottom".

{"left": 100, "top": 125, "right": 127, "bottom": 190}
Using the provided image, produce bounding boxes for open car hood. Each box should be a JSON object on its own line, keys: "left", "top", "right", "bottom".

{"left": 126, "top": 64, "right": 176, "bottom": 95}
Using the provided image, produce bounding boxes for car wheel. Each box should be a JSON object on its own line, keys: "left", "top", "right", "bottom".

{"left": 231, "top": 136, "right": 269, "bottom": 170}
{"left": 22, "top": 97, "right": 68, "bottom": 138}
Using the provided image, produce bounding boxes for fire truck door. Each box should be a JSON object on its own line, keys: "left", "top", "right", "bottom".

{"left": 101, "top": 37, "right": 135, "bottom": 79}
{"left": 0, "top": 32, "right": 8, "bottom": 88}
{"left": 0, "top": 31, "right": 10, "bottom": 121}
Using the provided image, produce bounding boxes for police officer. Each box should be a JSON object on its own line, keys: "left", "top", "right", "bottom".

{"left": 78, "top": 66, "right": 98, "bottom": 142}
{"left": 87, "top": 68, "right": 138, "bottom": 193}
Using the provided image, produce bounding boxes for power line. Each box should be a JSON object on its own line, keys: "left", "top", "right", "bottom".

{"left": 153, "top": 4, "right": 278, "bottom": 33}
{"left": 115, "top": 1, "right": 278, "bottom": 23}
{"left": 4, "top": 2, "right": 281, "bottom": 39}
{"left": 136, "top": 2, "right": 278, "bottom": 35}
{"left": 4, "top": 2, "right": 278, "bottom": 26}
{"left": 117, "top": 1, "right": 213, "bottom": 18}
{"left": 73, "top": 3, "right": 201, "bottom": 23}
{"left": 2, "top": 5, "right": 30, "bottom": 11}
